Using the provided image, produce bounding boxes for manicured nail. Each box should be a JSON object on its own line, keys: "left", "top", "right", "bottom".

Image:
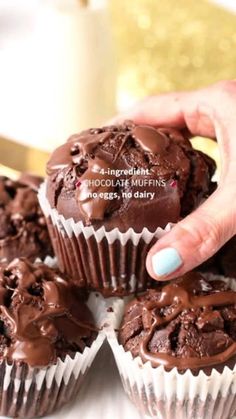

{"left": 152, "top": 247, "right": 183, "bottom": 277}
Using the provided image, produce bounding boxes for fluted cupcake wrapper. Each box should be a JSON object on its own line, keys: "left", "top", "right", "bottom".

{"left": 38, "top": 182, "right": 172, "bottom": 296}
{"left": 36, "top": 255, "right": 57, "bottom": 267}
{"left": 106, "top": 276, "right": 236, "bottom": 419}
{"left": 0, "top": 293, "right": 106, "bottom": 418}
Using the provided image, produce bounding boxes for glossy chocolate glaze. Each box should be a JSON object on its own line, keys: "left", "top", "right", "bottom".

{"left": 132, "top": 125, "right": 170, "bottom": 154}
{"left": 119, "top": 272, "right": 236, "bottom": 371}
{"left": 46, "top": 122, "right": 216, "bottom": 232}
{"left": 0, "top": 258, "right": 97, "bottom": 367}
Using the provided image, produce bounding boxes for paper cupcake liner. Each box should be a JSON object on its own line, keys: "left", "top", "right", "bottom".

{"left": 0, "top": 292, "right": 105, "bottom": 418}
{"left": 106, "top": 275, "right": 236, "bottom": 419}
{"left": 35, "top": 255, "right": 57, "bottom": 267}
{"left": 38, "top": 182, "right": 171, "bottom": 296}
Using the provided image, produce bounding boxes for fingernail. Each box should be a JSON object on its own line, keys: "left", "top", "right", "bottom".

{"left": 152, "top": 247, "right": 183, "bottom": 277}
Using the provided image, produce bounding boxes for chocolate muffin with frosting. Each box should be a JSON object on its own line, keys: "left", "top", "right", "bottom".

{"left": 46, "top": 121, "right": 216, "bottom": 233}
{"left": 40, "top": 122, "right": 216, "bottom": 295}
{"left": 0, "top": 175, "right": 53, "bottom": 262}
{"left": 119, "top": 272, "right": 236, "bottom": 373}
{"left": 0, "top": 258, "right": 97, "bottom": 366}
{"left": 0, "top": 257, "right": 100, "bottom": 418}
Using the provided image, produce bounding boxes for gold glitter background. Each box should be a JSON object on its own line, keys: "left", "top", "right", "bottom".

{"left": 110, "top": 0, "right": 236, "bottom": 97}
{"left": 109, "top": 0, "right": 236, "bottom": 172}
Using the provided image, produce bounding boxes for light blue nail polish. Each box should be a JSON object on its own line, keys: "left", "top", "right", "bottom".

{"left": 152, "top": 248, "right": 182, "bottom": 276}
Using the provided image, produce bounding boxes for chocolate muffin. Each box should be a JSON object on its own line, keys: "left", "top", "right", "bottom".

{"left": 199, "top": 235, "right": 236, "bottom": 279}
{"left": 0, "top": 257, "right": 97, "bottom": 365}
{"left": 108, "top": 273, "right": 236, "bottom": 419}
{"left": 46, "top": 122, "right": 216, "bottom": 232}
{"left": 119, "top": 272, "right": 236, "bottom": 374}
{"left": 0, "top": 258, "right": 99, "bottom": 418}
{"left": 0, "top": 175, "right": 53, "bottom": 262}
{"left": 40, "top": 122, "right": 216, "bottom": 296}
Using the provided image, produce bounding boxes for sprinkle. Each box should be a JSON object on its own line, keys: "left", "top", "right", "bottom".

{"left": 170, "top": 180, "right": 177, "bottom": 188}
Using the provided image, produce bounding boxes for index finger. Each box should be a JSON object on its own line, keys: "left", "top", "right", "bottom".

{"left": 113, "top": 81, "right": 236, "bottom": 139}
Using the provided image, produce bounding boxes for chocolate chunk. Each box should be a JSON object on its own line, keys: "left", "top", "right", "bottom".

{"left": 125, "top": 330, "right": 148, "bottom": 358}
{"left": 149, "top": 324, "right": 177, "bottom": 355}
{"left": 132, "top": 125, "right": 170, "bottom": 154}
{"left": 199, "top": 330, "right": 233, "bottom": 357}
{"left": 177, "top": 324, "right": 200, "bottom": 353}
{"left": 196, "top": 310, "right": 224, "bottom": 332}
{"left": 119, "top": 315, "right": 143, "bottom": 345}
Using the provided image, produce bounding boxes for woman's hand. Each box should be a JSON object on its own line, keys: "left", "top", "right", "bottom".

{"left": 115, "top": 80, "right": 236, "bottom": 280}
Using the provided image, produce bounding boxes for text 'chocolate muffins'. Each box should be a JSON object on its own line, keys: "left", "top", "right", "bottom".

{"left": 0, "top": 175, "right": 53, "bottom": 261}
{"left": 119, "top": 272, "right": 236, "bottom": 373}
{"left": 46, "top": 122, "right": 216, "bottom": 232}
{"left": 0, "top": 258, "right": 97, "bottom": 367}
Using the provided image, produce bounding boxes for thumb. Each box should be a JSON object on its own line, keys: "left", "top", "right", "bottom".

{"left": 146, "top": 186, "right": 236, "bottom": 281}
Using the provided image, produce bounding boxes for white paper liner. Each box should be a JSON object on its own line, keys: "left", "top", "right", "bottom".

{"left": 38, "top": 182, "right": 172, "bottom": 245}
{"left": 35, "top": 255, "right": 57, "bottom": 268}
{"left": 38, "top": 182, "right": 172, "bottom": 295}
{"left": 0, "top": 292, "right": 105, "bottom": 418}
{"left": 105, "top": 275, "right": 236, "bottom": 419}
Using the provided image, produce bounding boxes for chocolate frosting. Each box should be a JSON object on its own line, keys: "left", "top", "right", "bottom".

{"left": 0, "top": 258, "right": 97, "bottom": 367}
{"left": 46, "top": 122, "right": 216, "bottom": 233}
{"left": 119, "top": 272, "right": 236, "bottom": 372}
{"left": 0, "top": 175, "right": 53, "bottom": 262}
{"left": 132, "top": 125, "right": 170, "bottom": 154}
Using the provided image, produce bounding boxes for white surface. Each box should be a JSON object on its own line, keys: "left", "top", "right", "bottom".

{"left": 48, "top": 342, "right": 142, "bottom": 419}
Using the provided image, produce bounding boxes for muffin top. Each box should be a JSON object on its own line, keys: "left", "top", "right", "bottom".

{"left": 0, "top": 175, "right": 53, "bottom": 261}
{"left": 46, "top": 122, "right": 216, "bottom": 232}
{"left": 119, "top": 272, "right": 236, "bottom": 372}
{"left": 0, "top": 258, "right": 97, "bottom": 367}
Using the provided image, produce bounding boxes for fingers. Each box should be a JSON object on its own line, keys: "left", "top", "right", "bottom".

{"left": 112, "top": 80, "right": 236, "bottom": 140}
{"left": 114, "top": 92, "right": 216, "bottom": 138}
{"left": 111, "top": 80, "right": 236, "bottom": 280}
{"left": 146, "top": 186, "right": 236, "bottom": 281}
